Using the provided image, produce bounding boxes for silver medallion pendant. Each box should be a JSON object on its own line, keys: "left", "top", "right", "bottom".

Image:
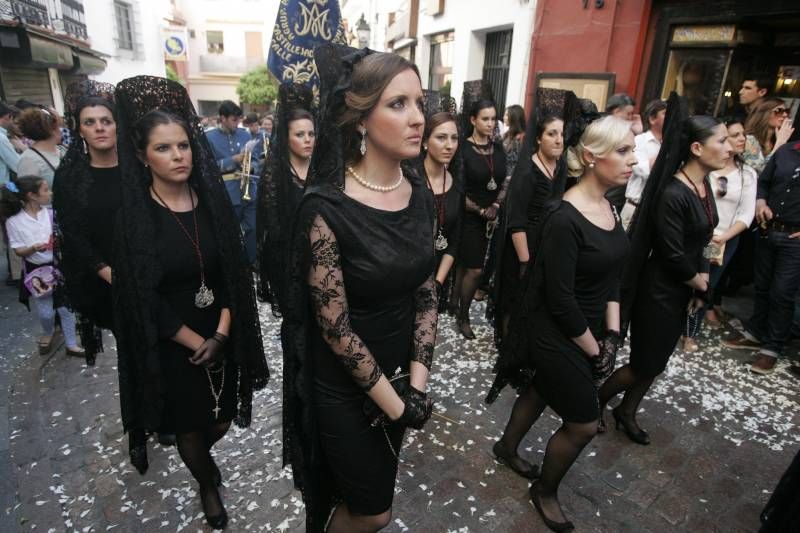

{"left": 435, "top": 230, "right": 449, "bottom": 251}
{"left": 195, "top": 282, "right": 215, "bottom": 309}
{"left": 486, "top": 176, "right": 498, "bottom": 191}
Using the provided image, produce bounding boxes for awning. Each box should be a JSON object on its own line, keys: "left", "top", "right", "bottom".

{"left": 71, "top": 50, "right": 106, "bottom": 75}
{"left": 28, "top": 34, "right": 73, "bottom": 69}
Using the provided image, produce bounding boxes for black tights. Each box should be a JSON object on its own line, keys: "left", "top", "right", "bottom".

{"left": 176, "top": 421, "right": 230, "bottom": 517}
{"left": 457, "top": 267, "right": 482, "bottom": 318}
{"left": 500, "top": 386, "right": 597, "bottom": 523}
{"left": 598, "top": 363, "right": 654, "bottom": 428}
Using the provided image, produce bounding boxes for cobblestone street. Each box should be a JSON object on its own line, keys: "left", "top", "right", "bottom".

{"left": 1, "top": 277, "right": 799, "bottom": 532}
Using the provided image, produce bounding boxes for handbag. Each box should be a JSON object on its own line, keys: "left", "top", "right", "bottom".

{"left": 23, "top": 264, "right": 57, "bottom": 298}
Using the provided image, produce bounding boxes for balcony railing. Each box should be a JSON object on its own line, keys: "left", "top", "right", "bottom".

{"left": 199, "top": 54, "right": 264, "bottom": 74}
{"left": 0, "top": 0, "right": 51, "bottom": 29}
{"left": 60, "top": 0, "right": 87, "bottom": 40}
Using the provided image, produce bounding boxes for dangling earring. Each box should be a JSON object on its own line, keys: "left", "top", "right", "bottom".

{"left": 422, "top": 144, "right": 428, "bottom": 151}
{"left": 589, "top": 161, "right": 595, "bottom": 169}
{"left": 82, "top": 137, "right": 88, "bottom": 154}
{"left": 359, "top": 128, "right": 367, "bottom": 156}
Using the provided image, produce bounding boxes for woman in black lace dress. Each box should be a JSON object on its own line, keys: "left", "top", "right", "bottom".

{"left": 599, "top": 103, "right": 729, "bottom": 446}
{"left": 419, "top": 100, "right": 462, "bottom": 313}
{"left": 492, "top": 114, "right": 564, "bottom": 342}
{"left": 490, "top": 114, "right": 634, "bottom": 531}
{"left": 455, "top": 98, "right": 508, "bottom": 339}
{"left": 113, "top": 76, "right": 268, "bottom": 529}
{"left": 282, "top": 45, "right": 438, "bottom": 533}
{"left": 52, "top": 81, "right": 117, "bottom": 365}
{"left": 257, "top": 83, "right": 315, "bottom": 314}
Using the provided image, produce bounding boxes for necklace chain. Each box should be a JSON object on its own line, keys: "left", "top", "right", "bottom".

{"left": 346, "top": 165, "right": 405, "bottom": 192}
{"left": 680, "top": 169, "right": 715, "bottom": 240}
{"left": 151, "top": 185, "right": 206, "bottom": 285}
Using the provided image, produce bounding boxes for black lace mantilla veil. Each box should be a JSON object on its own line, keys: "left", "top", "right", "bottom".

{"left": 113, "top": 76, "right": 268, "bottom": 461}
{"left": 52, "top": 80, "right": 116, "bottom": 366}
{"left": 281, "top": 43, "right": 376, "bottom": 532}
{"left": 620, "top": 92, "right": 687, "bottom": 335}
{"left": 485, "top": 87, "right": 581, "bottom": 404}
{"left": 256, "top": 82, "right": 314, "bottom": 313}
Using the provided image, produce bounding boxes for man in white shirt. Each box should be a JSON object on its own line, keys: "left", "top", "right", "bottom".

{"left": 620, "top": 99, "right": 666, "bottom": 230}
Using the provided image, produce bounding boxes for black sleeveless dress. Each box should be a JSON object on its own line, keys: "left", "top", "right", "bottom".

{"left": 283, "top": 174, "right": 437, "bottom": 522}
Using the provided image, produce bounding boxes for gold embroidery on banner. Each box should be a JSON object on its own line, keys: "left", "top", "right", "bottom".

{"left": 295, "top": 2, "right": 333, "bottom": 39}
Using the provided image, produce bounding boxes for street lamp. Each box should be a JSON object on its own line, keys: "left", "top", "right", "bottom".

{"left": 356, "top": 13, "right": 370, "bottom": 48}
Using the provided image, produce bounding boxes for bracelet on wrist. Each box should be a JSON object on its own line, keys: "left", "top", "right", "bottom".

{"left": 213, "top": 332, "right": 228, "bottom": 343}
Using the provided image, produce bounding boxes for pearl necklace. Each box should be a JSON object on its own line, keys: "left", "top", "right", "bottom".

{"left": 346, "top": 165, "right": 405, "bottom": 192}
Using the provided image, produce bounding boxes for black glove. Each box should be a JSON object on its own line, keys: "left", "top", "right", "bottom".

{"left": 592, "top": 330, "right": 622, "bottom": 383}
{"left": 396, "top": 385, "right": 433, "bottom": 430}
{"left": 435, "top": 279, "right": 443, "bottom": 299}
{"left": 518, "top": 261, "right": 529, "bottom": 280}
{"left": 190, "top": 334, "right": 226, "bottom": 367}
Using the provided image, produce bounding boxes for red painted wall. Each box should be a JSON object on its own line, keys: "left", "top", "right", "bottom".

{"left": 524, "top": 0, "right": 652, "bottom": 112}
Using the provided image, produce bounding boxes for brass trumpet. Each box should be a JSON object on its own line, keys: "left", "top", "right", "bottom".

{"left": 239, "top": 147, "right": 253, "bottom": 201}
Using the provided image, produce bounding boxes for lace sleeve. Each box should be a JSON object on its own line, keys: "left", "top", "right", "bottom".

{"left": 307, "top": 214, "right": 382, "bottom": 391}
{"left": 412, "top": 274, "right": 438, "bottom": 369}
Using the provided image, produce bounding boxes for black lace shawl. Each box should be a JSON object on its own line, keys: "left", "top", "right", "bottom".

{"left": 52, "top": 80, "right": 116, "bottom": 365}
{"left": 486, "top": 88, "right": 582, "bottom": 403}
{"left": 112, "top": 76, "right": 269, "bottom": 451}
{"left": 459, "top": 79, "right": 495, "bottom": 139}
{"left": 620, "top": 93, "right": 687, "bottom": 335}
{"left": 256, "top": 83, "right": 315, "bottom": 314}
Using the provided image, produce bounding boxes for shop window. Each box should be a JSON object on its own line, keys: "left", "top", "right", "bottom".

{"left": 429, "top": 31, "right": 454, "bottom": 95}
{"left": 661, "top": 48, "right": 732, "bottom": 115}
{"left": 207, "top": 31, "right": 224, "bottom": 54}
{"left": 114, "top": 1, "right": 134, "bottom": 51}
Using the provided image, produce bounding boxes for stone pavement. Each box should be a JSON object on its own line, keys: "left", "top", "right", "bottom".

{"left": 1, "top": 275, "right": 799, "bottom": 532}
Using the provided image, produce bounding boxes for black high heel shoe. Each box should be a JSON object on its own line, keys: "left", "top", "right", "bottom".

{"left": 201, "top": 486, "right": 228, "bottom": 530}
{"left": 492, "top": 441, "right": 540, "bottom": 480}
{"left": 529, "top": 481, "right": 574, "bottom": 532}
{"left": 612, "top": 407, "right": 650, "bottom": 445}
{"left": 457, "top": 313, "right": 476, "bottom": 340}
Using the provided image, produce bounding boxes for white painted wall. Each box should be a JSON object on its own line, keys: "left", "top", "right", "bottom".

{"left": 414, "top": 0, "right": 537, "bottom": 109}
{"left": 85, "top": 0, "right": 168, "bottom": 84}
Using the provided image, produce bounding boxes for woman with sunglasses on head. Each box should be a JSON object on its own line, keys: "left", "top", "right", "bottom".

{"left": 680, "top": 116, "right": 756, "bottom": 351}
{"left": 743, "top": 97, "right": 794, "bottom": 173}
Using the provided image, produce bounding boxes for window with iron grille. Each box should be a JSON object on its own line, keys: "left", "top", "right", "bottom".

{"left": 483, "top": 29, "right": 513, "bottom": 113}
{"left": 114, "top": 1, "right": 134, "bottom": 50}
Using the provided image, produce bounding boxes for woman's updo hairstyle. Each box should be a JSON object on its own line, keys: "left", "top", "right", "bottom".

{"left": 338, "top": 52, "right": 420, "bottom": 163}
{"left": 678, "top": 115, "right": 722, "bottom": 165}
{"left": 534, "top": 114, "right": 563, "bottom": 147}
{"left": 423, "top": 111, "right": 458, "bottom": 142}
{"left": 17, "top": 107, "right": 59, "bottom": 141}
{"left": 75, "top": 96, "right": 116, "bottom": 128}
{"left": 131, "top": 109, "right": 191, "bottom": 153}
{"left": 566, "top": 115, "right": 632, "bottom": 177}
{"left": 287, "top": 108, "right": 314, "bottom": 125}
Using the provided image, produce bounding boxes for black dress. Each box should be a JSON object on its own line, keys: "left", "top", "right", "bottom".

{"left": 84, "top": 165, "right": 122, "bottom": 329}
{"left": 152, "top": 198, "right": 237, "bottom": 434}
{"left": 497, "top": 162, "right": 554, "bottom": 318}
{"left": 529, "top": 202, "right": 628, "bottom": 423}
{"left": 422, "top": 167, "right": 463, "bottom": 312}
{"left": 299, "top": 176, "right": 437, "bottom": 516}
{"left": 460, "top": 140, "right": 507, "bottom": 268}
{"left": 629, "top": 178, "right": 718, "bottom": 378}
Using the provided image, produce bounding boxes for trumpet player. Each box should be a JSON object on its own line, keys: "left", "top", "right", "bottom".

{"left": 206, "top": 101, "right": 258, "bottom": 264}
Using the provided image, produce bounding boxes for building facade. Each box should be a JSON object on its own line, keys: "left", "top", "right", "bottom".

{"left": 84, "top": 0, "right": 169, "bottom": 85}
{"left": 0, "top": 0, "right": 107, "bottom": 112}
{"left": 173, "top": 0, "right": 276, "bottom": 117}
{"left": 525, "top": 0, "right": 800, "bottom": 124}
